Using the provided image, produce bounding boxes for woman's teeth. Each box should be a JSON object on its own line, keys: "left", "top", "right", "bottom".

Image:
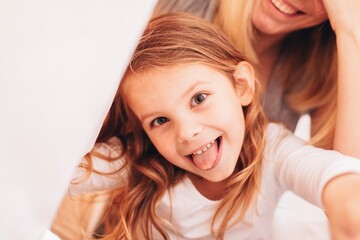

{"left": 271, "top": 0, "right": 297, "bottom": 15}
{"left": 192, "top": 140, "right": 215, "bottom": 155}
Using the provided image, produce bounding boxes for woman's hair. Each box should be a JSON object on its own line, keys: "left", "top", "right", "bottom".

{"left": 215, "top": 0, "right": 337, "bottom": 149}
{"left": 90, "top": 13, "right": 267, "bottom": 239}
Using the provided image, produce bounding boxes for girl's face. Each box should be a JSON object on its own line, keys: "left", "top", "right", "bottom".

{"left": 125, "top": 63, "right": 254, "bottom": 183}
{"left": 252, "top": 0, "right": 327, "bottom": 35}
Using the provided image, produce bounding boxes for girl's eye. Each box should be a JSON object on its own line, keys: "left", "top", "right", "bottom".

{"left": 152, "top": 117, "right": 169, "bottom": 127}
{"left": 191, "top": 93, "right": 207, "bottom": 107}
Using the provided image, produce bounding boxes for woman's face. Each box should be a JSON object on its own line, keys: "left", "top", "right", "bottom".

{"left": 252, "top": 0, "right": 328, "bottom": 35}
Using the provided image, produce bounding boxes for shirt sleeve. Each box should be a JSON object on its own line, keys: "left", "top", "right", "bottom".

{"left": 267, "top": 123, "right": 360, "bottom": 208}
{"left": 40, "top": 230, "right": 61, "bottom": 240}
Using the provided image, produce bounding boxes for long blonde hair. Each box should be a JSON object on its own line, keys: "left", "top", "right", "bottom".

{"left": 215, "top": 0, "right": 337, "bottom": 149}
{"left": 90, "top": 13, "right": 267, "bottom": 239}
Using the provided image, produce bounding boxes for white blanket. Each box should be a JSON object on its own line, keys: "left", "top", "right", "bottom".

{"left": 0, "top": 1, "right": 156, "bottom": 239}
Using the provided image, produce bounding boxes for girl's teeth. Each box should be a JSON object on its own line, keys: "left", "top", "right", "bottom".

{"left": 192, "top": 140, "right": 216, "bottom": 155}
{"left": 271, "top": 0, "right": 297, "bottom": 15}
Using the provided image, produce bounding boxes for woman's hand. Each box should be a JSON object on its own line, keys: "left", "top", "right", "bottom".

{"left": 322, "top": 0, "right": 360, "bottom": 35}
{"left": 323, "top": 173, "right": 360, "bottom": 239}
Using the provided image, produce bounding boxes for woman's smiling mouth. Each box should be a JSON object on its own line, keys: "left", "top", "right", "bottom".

{"left": 270, "top": 0, "right": 304, "bottom": 16}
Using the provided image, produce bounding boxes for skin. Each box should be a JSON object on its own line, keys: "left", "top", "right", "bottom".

{"left": 323, "top": 173, "right": 360, "bottom": 240}
{"left": 322, "top": 0, "right": 360, "bottom": 159}
{"left": 125, "top": 62, "right": 254, "bottom": 199}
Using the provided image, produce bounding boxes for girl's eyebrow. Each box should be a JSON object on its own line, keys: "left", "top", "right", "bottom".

{"left": 140, "top": 80, "right": 210, "bottom": 123}
{"left": 181, "top": 80, "right": 209, "bottom": 98}
{"left": 139, "top": 111, "right": 161, "bottom": 123}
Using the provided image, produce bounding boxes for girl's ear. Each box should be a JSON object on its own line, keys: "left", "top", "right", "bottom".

{"left": 233, "top": 61, "right": 255, "bottom": 106}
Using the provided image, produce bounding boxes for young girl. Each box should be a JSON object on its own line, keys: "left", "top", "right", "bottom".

{"left": 153, "top": 2, "right": 360, "bottom": 239}
{"left": 73, "top": 13, "right": 360, "bottom": 239}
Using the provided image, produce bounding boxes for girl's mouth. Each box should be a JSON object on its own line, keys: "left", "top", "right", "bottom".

{"left": 187, "top": 137, "right": 222, "bottom": 171}
{"left": 191, "top": 139, "right": 216, "bottom": 155}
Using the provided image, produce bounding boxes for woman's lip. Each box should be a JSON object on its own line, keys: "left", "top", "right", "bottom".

{"left": 271, "top": 0, "right": 297, "bottom": 15}
{"left": 269, "top": 0, "right": 304, "bottom": 17}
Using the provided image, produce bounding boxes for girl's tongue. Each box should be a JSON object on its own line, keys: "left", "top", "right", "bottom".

{"left": 192, "top": 140, "right": 218, "bottom": 170}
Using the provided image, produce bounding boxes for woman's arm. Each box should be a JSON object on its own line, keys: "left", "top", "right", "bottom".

{"left": 323, "top": 0, "right": 360, "bottom": 158}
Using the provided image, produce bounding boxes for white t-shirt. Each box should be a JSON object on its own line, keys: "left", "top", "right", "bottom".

{"left": 71, "top": 123, "right": 360, "bottom": 239}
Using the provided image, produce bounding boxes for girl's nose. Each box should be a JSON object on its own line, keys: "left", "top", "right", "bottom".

{"left": 175, "top": 119, "right": 202, "bottom": 143}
